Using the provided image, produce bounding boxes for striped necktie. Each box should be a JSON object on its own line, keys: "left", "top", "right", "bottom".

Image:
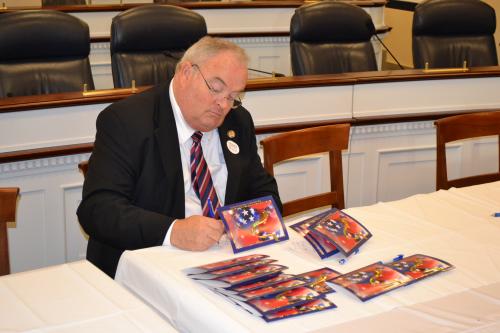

{"left": 190, "top": 131, "right": 220, "bottom": 217}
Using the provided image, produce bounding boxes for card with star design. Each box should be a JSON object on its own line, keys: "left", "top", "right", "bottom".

{"left": 387, "top": 254, "right": 454, "bottom": 283}
{"left": 184, "top": 254, "right": 270, "bottom": 275}
{"left": 263, "top": 298, "right": 337, "bottom": 322}
{"left": 296, "top": 267, "right": 341, "bottom": 294}
{"left": 308, "top": 208, "right": 372, "bottom": 257}
{"left": 186, "top": 258, "right": 277, "bottom": 280}
{"left": 331, "top": 262, "right": 411, "bottom": 301}
{"left": 194, "top": 264, "right": 288, "bottom": 288}
{"left": 229, "top": 278, "right": 308, "bottom": 301}
{"left": 218, "top": 196, "right": 288, "bottom": 253}
{"left": 225, "top": 273, "right": 296, "bottom": 294}
{"left": 246, "top": 286, "right": 322, "bottom": 314}
{"left": 290, "top": 212, "right": 339, "bottom": 259}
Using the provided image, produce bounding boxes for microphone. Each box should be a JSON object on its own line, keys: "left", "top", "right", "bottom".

{"left": 162, "top": 54, "right": 286, "bottom": 77}
{"left": 248, "top": 68, "right": 286, "bottom": 77}
{"left": 373, "top": 34, "right": 405, "bottom": 70}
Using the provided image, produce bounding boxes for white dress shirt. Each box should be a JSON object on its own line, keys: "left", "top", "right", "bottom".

{"left": 163, "top": 81, "right": 228, "bottom": 245}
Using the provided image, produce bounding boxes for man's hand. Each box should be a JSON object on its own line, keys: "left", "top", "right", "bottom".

{"left": 170, "top": 215, "right": 225, "bottom": 251}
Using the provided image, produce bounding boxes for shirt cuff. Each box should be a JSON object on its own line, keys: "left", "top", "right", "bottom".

{"left": 162, "top": 219, "right": 177, "bottom": 247}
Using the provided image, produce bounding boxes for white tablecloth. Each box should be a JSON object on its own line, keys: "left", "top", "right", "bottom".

{"left": 115, "top": 181, "right": 500, "bottom": 333}
{"left": 0, "top": 260, "right": 177, "bottom": 332}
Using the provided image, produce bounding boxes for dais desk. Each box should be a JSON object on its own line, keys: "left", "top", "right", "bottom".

{"left": 115, "top": 181, "right": 500, "bottom": 333}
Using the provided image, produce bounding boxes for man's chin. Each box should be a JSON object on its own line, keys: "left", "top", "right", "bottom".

{"left": 199, "top": 118, "right": 224, "bottom": 132}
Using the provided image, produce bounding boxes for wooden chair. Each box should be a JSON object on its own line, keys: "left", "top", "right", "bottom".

{"left": 435, "top": 111, "right": 500, "bottom": 190}
{"left": 260, "top": 124, "right": 350, "bottom": 217}
{"left": 78, "top": 160, "right": 89, "bottom": 178}
{"left": 0, "top": 187, "right": 20, "bottom": 276}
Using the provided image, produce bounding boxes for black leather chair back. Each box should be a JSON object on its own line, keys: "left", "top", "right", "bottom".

{"left": 111, "top": 5, "right": 207, "bottom": 88}
{"left": 0, "top": 10, "right": 94, "bottom": 98}
{"left": 412, "top": 0, "right": 498, "bottom": 69}
{"left": 290, "top": 2, "right": 378, "bottom": 76}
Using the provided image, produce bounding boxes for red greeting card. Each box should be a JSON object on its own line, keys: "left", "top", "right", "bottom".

{"left": 218, "top": 196, "right": 288, "bottom": 253}
{"left": 231, "top": 279, "right": 307, "bottom": 301}
{"left": 187, "top": 258, "right": 276, "bottom": 280}
{"left": 387, "top": 254, "right": 454, "bottom": 283}
{"left": 297, "top": 267, "right": 341, "bottom": 294}
{"left": 195, "top": 264, "right": 288, "bottom": 288}
{"left": 247, "top": 286, "right": 321, "bottom": 314}
{"left": 331, "top": 262, "right": 411, "bottom": 301}
{"left": 263, "top": 298, "right": 337, "bottom": 322}
{"left": 290, "top": 212, "right": 339, "bottom": 259}
{"left": 308, "top": 208, "right": 372, "bottom": 256}
{"left": 184, "top": 254, "right": 269, "bottom": 275}
{"left": 227, "top": 273, "right": 296, "bottom": 294}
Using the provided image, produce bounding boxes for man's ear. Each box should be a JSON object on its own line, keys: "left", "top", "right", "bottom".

{"left": 178, "top": 61, "right": 193, "bottom": 80}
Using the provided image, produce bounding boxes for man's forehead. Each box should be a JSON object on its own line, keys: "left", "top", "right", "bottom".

{"left": 203, "top": 54, "right": 247, "bottom": 89}
{"left": 204, "top": 51, "right": 244, "bottom": 70}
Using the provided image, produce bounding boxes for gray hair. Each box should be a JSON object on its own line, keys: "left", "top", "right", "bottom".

{"left": 176, "top": 36, "right": 249, "bottom": 72}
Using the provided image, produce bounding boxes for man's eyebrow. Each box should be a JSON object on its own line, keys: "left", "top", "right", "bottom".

{"left": 211, "top": 76, "right": 227, "bottom": 88}
{"left": 212, "top": 76, "right": 244, "bottom": 94}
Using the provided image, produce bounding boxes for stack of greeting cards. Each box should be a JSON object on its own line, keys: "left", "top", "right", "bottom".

{"left": 218, "top": 196, "right": 288, "bottom": 253}
{"left": 290, "top": 208, "right": 372, "bottom": 259}
{"left": 331, "top": 254, "right": 454, "bottom": 301}
{"left": 185, "top": 254, "right": 340, "bottom": 322}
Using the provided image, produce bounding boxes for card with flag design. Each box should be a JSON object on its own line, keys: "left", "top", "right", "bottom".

{"left": 308, "top": 208, "right": 371, "bottom": 257}
{"left": 263, "top": 298, "right": 337, "bottom": 322}
{"left": 218, "top": 196, "right": 288, "bottom": 253}
{"left": 331, "top": 262, "right": 411, "bottom": 301}
{"left": 387, "top": 254, "right": 454, "bottom": 283}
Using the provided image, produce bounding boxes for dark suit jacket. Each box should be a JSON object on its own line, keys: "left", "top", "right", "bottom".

{"left": 77, "top": 81, "right": 282, "bottom": 277}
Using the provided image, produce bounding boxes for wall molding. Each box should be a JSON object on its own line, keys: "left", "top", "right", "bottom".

{"left": 351, "top": 121, "right": 434, "bottom": 136}
{"left": 0, "top": 153, "right": 90, "bottom": 176}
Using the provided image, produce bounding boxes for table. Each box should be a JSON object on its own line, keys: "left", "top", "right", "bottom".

{"left": 0, "top": 260, "right": 177, "bottom": 332}
{"left": 115, "top": 181, "right": 500, "bottom": 333}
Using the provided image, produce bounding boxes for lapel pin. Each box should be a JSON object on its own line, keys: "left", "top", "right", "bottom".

{"left": 227, "top": 140, "right": 240, "bottom": 155}
{"left": 227, "top": 130, "right": 236, "bottom": 138}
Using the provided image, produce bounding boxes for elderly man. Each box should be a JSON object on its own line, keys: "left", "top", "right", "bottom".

{"left": 77, "top": 37, "right": 282, "bottom": 277}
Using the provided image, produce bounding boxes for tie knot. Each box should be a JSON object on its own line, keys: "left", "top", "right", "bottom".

{"left": 192, "top": 131, "right": 203, "bottom": 144}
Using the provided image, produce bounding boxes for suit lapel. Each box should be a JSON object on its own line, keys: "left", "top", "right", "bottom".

{"left": 153, "top": 82, "right": 185, "bottom": 218}
{"left": 219, "top": 121, "right": 243, "bottom": 205}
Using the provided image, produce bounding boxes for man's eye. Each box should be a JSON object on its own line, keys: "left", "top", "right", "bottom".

{"left": 209, "top": 84, "right": 224, "bottom": 94}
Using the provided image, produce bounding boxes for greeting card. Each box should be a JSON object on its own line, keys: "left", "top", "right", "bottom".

{"left": 184, "top": 254, "right": 269, "bottom": 275}
{"left": 308, "top": 208, "right": 372, "bottom": 256}
{"left": 195, "top": 264, "right": 288, "bottom": 288}
{"left": 387, "top": 254, "right": 454, "bottom": 283}
{"left": 247, "top": 286, "right": 321, "bottom": 314}
{"left": 331, "top": 262, "right": 411, "bottom": 301}
{"left": 290, "top": 212, "right": 339, "bottom": 259}
{"left": 218, "top": 196, "right": 288, "bottom": 253}
{"left": 263, "top": 298, "right": 337, "bottom": 322}
{"left": 297, "top": 267, "right": 341, "bottom": 294}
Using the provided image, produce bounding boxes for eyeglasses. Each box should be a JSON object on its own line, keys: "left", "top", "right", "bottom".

{"left": 192, "top": 64, "right": 243, "bottom": 109}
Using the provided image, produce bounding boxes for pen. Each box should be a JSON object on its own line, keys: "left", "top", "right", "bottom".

{"left": 207, "top": 198, "right": 215, "bottom": 218}
{"left": 494, "top": 212, "right": 500, "bottom": 218}
{"left": 207, "top": 198, "right": 222, "bottom": 245}
{"left": 392, "top": 254, "right": 404, "bottom": 262}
